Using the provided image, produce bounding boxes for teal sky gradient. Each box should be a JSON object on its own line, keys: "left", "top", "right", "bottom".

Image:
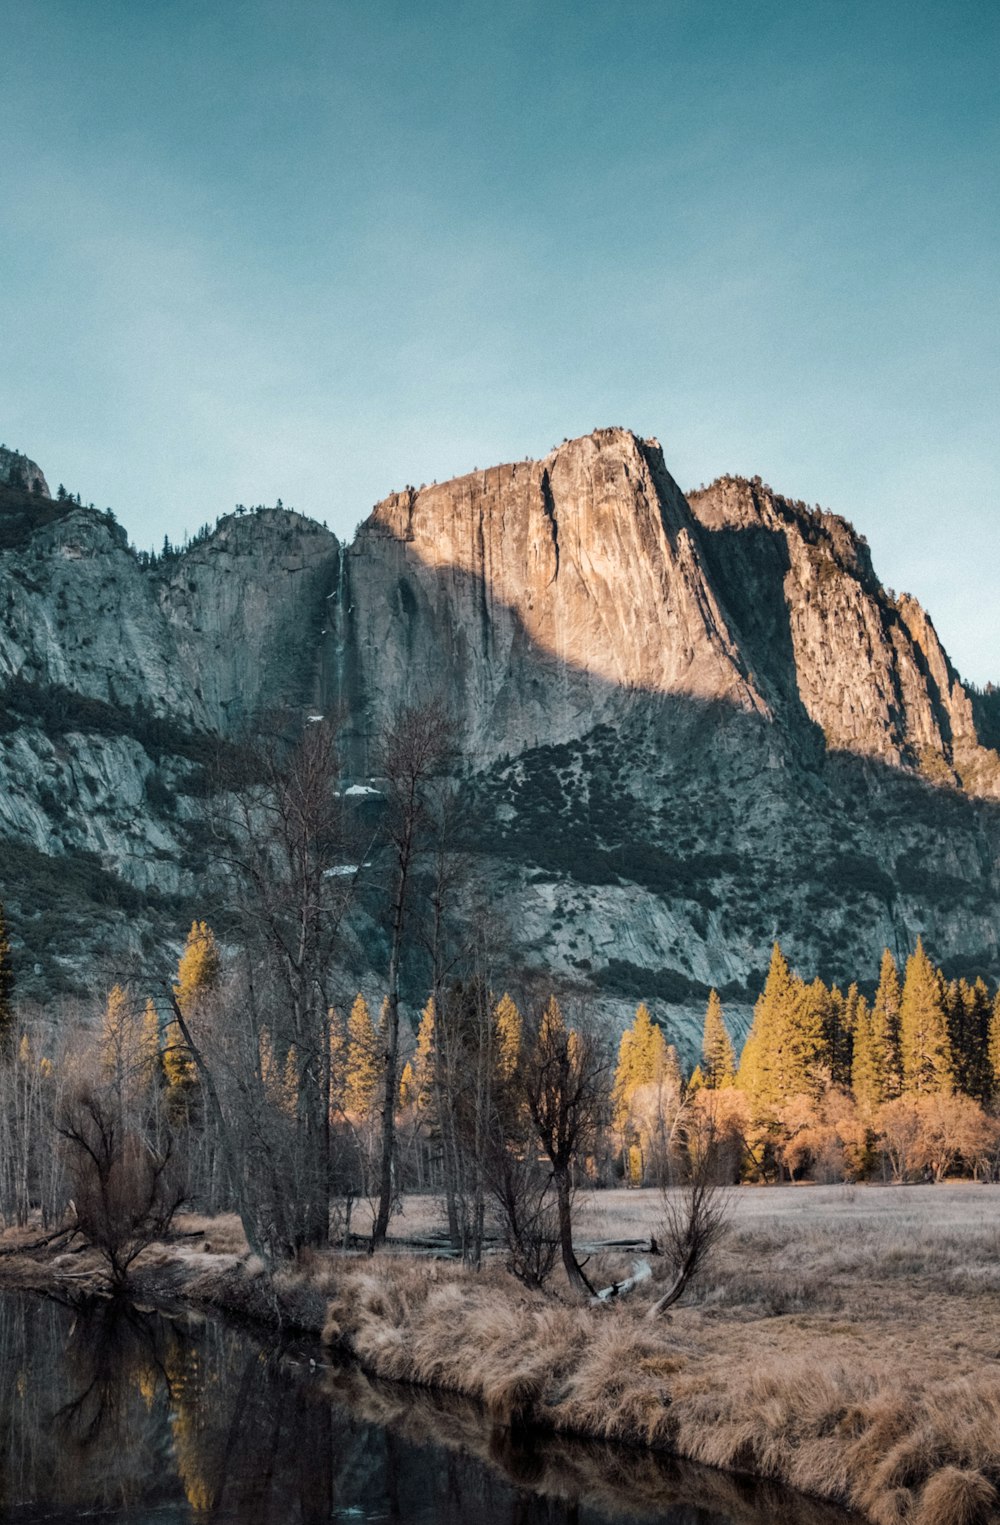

{"left": 1, "top": 0, "right": 997, "bottom": 680}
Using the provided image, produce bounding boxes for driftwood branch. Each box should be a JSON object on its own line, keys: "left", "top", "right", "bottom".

{"left": 592, "top": 1257, "right": 652, "bottom": 1304}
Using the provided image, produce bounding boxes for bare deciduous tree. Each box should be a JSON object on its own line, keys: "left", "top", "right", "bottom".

{"left": 648, "top": 1117, "right": 732, "bottom": 1318}
{"left": 184, "top": 715, "right": 364, "bottom": 1255}
{"left": 58, "top": 1086, "right": 184, "bottom": 1288}
{"left": 371, "top": 700, "right": 454, "bottom": 1248}
{"left": 521, "top": 996, "right": 608, "bottom": 1298}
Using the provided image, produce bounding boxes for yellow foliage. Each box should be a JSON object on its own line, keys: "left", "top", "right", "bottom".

{"left": 344, "top": 994, "right": 381, "bottom": 1118}
{"left": 493, "top": 992, "right": 522, "bottom": 1082}
{"left": 173, "top": 921, "right": 220, "bottom": 1016}
{"left": 400, "top": 997, "right": 435, "bottom": 1111}
{"left": 613, "top": 1003, "right": 669, "bottom": 1128}
{"left": 100, "top": 983, "right": 130, "bottom": 1080}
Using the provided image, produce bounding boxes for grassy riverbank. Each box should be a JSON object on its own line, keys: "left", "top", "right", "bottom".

{"left": 4, "top": 1184, "right": 1000, "bottom": 1525}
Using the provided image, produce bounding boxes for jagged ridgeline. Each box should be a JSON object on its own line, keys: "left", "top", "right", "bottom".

{"left": 0, "top": 430, "right": 998, "bottom": 1048}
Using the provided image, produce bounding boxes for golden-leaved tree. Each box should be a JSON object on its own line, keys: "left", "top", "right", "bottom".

{"left": 899, "top": 937, "right": 954, "bottom": 1095}
{"left": 699, "top": 989, "right": 736, "bottom": 1088}
{"left": 612, "top": 1002, "right": 681, "bottom": 1184}
{"left": 344, "top": 994, "right": 381, "bottom": 1118}
{"left": 166, "top": 922, "right": 220, "bottom": 1094}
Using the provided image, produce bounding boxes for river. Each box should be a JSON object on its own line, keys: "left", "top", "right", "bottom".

{"left": 0, "top": 1292, "right": 861, "bottom": 1524}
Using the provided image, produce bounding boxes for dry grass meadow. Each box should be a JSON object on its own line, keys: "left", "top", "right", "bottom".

{"left": 330, "top": 1183, "right": 1000, "bottom": 1525}
{"left": 5, "top": 1183, "right": 1000, "bottom": 1523}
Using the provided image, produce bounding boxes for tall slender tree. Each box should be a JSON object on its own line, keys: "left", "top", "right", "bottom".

{"left": 899, "top": 937, "right": 954, "bottom": 1095}
{"left": 612, "top": 1003, "right": 668, "bottom": 1124}
{"left": 372, "top": 700, "right": 454, "bottom": 1247}
{"left": 870, "top": 950, "right": 903, "bottom": 1100}
{"left": 737, "top": 944, "right": 822, "bottom": 1115}
{"left": 344, "top": 994, "right": 381, "bottom": 1117}
{"left": 989, "top": 991, "right": 1000, "bottom": 1107}
{"left": 166, "top": 922, "right": 219, "bottom": 1091}
{"left": 700, "top": 989, "right": 736, "bottom": 1088}
{"left": 0, "top": 900, "right": 14, "bottom": 1056}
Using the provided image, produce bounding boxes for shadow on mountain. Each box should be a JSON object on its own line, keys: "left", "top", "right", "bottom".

{"left": 2, "top": 490, "right": 999, "bottom": 999}
{"left": 324, "top": 533, "right": 1000, "bottom": 994}
{"left": 690, "top": 520, "right": 825, "bottom": 753}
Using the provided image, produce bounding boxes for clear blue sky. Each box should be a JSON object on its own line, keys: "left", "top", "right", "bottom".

{"left": 1, "top": 0, "right": 997, "bottom": 682}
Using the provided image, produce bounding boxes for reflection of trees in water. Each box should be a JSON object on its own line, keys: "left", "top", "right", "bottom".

{"left": 0, "top": 1294, "right": 856, "bottom": 1525}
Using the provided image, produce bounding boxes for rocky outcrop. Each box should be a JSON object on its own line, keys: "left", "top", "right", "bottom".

{"left": 0, "top": 430, "right": 998, "bottom": 1038}
{"left": 158, "top": 509, "right": 339, "bottom": 732}
{"left": 337, "top": 430, "right": 765, "bottom": 760}
{"left": 687, "top": 475, "right": 1000, "bottom": 795}
{"left": 0, "top": 447, "right": 48, "bottom": 497}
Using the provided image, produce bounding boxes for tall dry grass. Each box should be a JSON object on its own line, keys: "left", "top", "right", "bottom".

{"left": 318, "top": 1361, "right": 861, "bottom": 1525}
{"left": 320, "top": 1186, "right": 1000, "bottom": 1524}
{"left": 7, "top": 1184, "right": 1000, "bottom": 1522}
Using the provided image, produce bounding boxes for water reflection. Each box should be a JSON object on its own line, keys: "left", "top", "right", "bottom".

{"left": 0, "top": 1293, "right": 859, "bottom": 1525}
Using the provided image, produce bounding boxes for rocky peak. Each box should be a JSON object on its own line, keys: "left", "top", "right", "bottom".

{"left": 1, "top": 425, "right": 999, "bottom": 1014}
{"left": 688, "top": 474, "right": 1000, "bottom": 795}
{"left": 343, "top": 429, "right": 767, "bottom": 757}
{"left": 157, "top": 508, "right": 340, "bottom": 734}
{"left": 0, "top": 445, "right": 49, "bottom": 497}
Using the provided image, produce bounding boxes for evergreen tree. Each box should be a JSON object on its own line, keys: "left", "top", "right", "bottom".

{"left": 871, "top": 950, "right": 903, "bottom": 1100}
{"left": 400, "top": 997, "right": 435, "bottom": 1112}
{"left": 990, "top": 991, "right": 1000, "bottom": 1107}
{"left": 612, "top": 1002, "right": 668, "bottom": 1126}
{"left": 700, "top": 989, "right": 736, "bottom": 1088}
{"left": 0, "top": 900, "right": 13, "bottom": 1056}
{"left": 101, "top": 984, "right": 131, "bottom": 1092}
{"left": 737, "top": 944, "right": 822, "bottom": 1115}
{"left": 344, "top": 994, "right": 380, "bottom": 1117}
{"left": 493, "top": 992, "right": 522, "bottom": 1083}
{"left": 946, "top": 977, "right": 992, "bottom": 1103}
{"left": 850, "top": 991, "right": 873, "bottom": 1112}
{"left": 968, "top": 978, "right": 994, "bottom": 1104}
{"left": 166, "top": 921, "right": 219, "bottom": 1090}
{"left": 173, "top": 921, "right": 221, "bottom": 1011}
{"left": 823, "top": 983, "right": 854, "bottom": 1089}
{"left": 328, "top": 1006, "right": 346, "bottom": 1111}
{"left": 851, "top": 989, "right": 896, "bottom": 1118}
{"left": 899, "top": 937, "right": 954, "bottom": 1095}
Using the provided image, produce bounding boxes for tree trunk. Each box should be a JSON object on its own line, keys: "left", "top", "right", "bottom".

{"left": 372, "top": 959, "right": 403, "bottom": 1246}
{"left": 555, "top": 1167, "right": 592, "bottom": 1297}
{"left": 163, "top": 984, "right": 271, "bottom": 1265}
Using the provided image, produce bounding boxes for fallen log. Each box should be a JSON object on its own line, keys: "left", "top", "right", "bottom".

{"left": 592, "top": 1258, "right": 652, "bottom": 1304}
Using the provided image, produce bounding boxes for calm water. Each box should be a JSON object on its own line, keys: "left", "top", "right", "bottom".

{"left": 0, "top": 1292, "right": 859, "bottom": 1525}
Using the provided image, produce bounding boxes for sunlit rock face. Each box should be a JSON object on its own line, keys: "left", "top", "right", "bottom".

{"left": 687, "top": 475, "right": 999, "bottom": 796}
{"left": 1, "top": 429, "right": 998, "bottom": 1044}
{"left": 337, "top": 430, "right": 765, "bottom": 759}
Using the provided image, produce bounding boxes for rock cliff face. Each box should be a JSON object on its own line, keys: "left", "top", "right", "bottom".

{"left": 1, "top": 429, "right": 998, "bottom": 1051}
{"left": 0, "top": 447, "right": 48, "bottom": 497}
{"left": 687, "top": 475, "right": 998, "bottom": 794}
{"left": 336, "top": 431, "right": 764, "bottom": 761}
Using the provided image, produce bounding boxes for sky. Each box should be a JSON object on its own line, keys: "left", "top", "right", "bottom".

{"left": 1, "top": 0, "right": 997, "bottom": 682}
